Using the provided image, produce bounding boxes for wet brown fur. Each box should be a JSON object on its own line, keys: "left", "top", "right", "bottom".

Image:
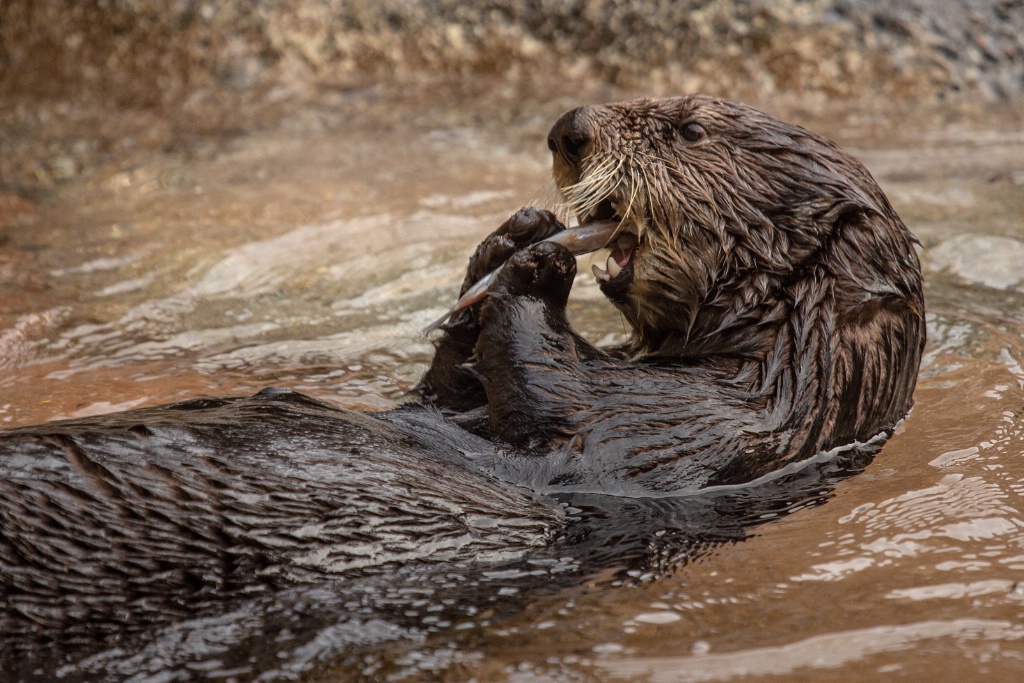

{"left": 419, "top": 95, "right": 925, "bottom": 492}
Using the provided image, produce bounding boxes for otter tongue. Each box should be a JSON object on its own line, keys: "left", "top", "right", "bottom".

{"left": 609, "top": 233, "right": 636, "bottom": 270}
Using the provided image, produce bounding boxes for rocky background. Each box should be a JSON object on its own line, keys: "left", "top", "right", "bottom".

{"left": 1, "top": 0, "right": 1023, "bottom": 197}
{"left": 5, "top": 0, "right": 1024, "bottom": 103}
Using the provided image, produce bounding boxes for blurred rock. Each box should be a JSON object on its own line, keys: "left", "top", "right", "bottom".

{"left": 0, "top": 193, "right": 35, "bottom": 229}
{"left": 1, "top": 0, "right": 1022, "bottom": 107}
{"left": 927, "top": 234, "right": 1024, "bottom": 290}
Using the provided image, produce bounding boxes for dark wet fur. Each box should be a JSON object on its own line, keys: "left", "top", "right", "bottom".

{"left": 2, "top": 96, "right": 923, "bottom": 679}
{"left": 419, "top": 95, "right": 925, "bottom": 493}
{"left": 1, "top": 389, "right": 880, "bottom": 681}
{"left": 0, "top": 390, "right": 561, "bottom": 676}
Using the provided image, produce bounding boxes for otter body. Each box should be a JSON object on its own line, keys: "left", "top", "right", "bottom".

{"left": 0, "top": 390, "right": 559, "bottom": 647}
{"left": 1, "top": 96, "right": 923, "bottom": 671}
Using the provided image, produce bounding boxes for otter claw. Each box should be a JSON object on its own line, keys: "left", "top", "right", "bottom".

{"left": 422, "top": 219, "right": 619, "bottom": 335}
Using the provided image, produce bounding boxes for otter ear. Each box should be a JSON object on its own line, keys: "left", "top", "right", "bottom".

{"left": 679, "top": 122, "right": 707, "bottom": 143}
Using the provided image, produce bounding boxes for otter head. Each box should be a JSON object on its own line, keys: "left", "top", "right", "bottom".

{"left": 547, "top": 95, "right": 906, "bottom": 354}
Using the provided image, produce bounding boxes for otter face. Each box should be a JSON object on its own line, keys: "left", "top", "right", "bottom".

{"left": 547, "top": 95, "right": 894, "bottom": 351}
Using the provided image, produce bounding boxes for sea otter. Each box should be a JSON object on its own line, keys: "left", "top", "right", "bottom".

{"left": 418, "top": 95, "right": 925, "bottom": 493}
{"left": 0, "top": 95, "right": 924, "bottom": 672}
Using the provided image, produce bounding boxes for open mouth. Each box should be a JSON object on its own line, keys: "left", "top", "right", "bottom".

{"left": 583, "top": 197, "right": 638, "bottom": 287}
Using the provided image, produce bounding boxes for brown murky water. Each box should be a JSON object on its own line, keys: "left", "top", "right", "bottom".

{"left": 2, "top": 91, "right": 1024, "bottom": 681}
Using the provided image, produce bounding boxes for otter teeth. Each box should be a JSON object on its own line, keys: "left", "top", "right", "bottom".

{"left": 591, "top": 256, "right": 622, "bottom": 283}
{"left": 606, "top": 255, "right": 622, "bottom": 278}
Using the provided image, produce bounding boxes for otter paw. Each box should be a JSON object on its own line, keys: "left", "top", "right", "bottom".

{"left": 490, "top": 240, "right": 577, "bottom": 304}
{"left": 464, "top": 207, "right": 565, "bottom": 289}
{"left": 505, "top": 206, "right": 564, "bottom": 244}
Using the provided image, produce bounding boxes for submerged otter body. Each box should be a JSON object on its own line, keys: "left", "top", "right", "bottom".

{"left": 0, "top": 391, "right": 560, "bottom": 647}
{"left": 1, "top": 96, "right": 923, "bottom": 672}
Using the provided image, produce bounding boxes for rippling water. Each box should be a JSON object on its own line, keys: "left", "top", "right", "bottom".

{"left": 2, "top": 94, "right": 1023, "bottom": 681}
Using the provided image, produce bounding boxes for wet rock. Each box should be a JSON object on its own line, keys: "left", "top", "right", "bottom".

{"left": 926, "top": 234, "right": 1024, "bottom": 290}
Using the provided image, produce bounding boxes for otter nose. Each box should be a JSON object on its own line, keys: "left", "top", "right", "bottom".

{"left": 547, "top": 107, "right": 592, "bottom": 167}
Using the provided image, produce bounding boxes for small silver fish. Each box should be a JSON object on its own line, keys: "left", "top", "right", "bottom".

{"left": 422, "top": 219, "right": 619, "bottom": 335}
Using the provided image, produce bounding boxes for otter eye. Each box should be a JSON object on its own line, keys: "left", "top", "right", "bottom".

{"left": 680, "top": 122, "right": 707, "bottom": 143}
